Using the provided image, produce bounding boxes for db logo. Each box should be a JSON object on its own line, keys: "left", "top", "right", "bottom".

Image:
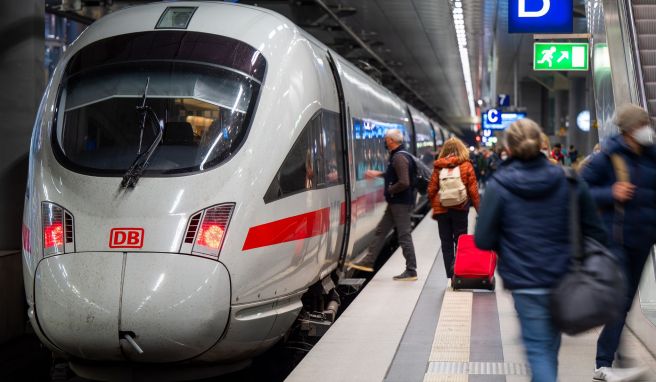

{"left": 109, "top": 228, "right": 144, "bottom": 249}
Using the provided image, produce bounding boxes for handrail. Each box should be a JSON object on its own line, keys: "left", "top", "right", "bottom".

{"left": 623, "top": 0, "right": 649, "bottom": 109}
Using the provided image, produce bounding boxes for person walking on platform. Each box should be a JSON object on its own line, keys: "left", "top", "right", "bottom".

{"left": 568, "top": 144, "right": 579, "bottom": 166}
{"left": 475, "top": 119, "right": 607, "bottom": 382}
{"left": 580, "top": 104, "right": 656, "bottom": 381}
{"left": 551, "top": 143, "right": 565, "bottom": 165}
{"left": 427, "top": 137, "right": 479, "bottom": 279}
{"left": 348, "top": 129, "right": 418, "bottom": 281}
{"left": 540, "top": 133, "right": 559, "bottom": 165}
{"left": 576, "top": 143, "right": 601, "bottom": 172}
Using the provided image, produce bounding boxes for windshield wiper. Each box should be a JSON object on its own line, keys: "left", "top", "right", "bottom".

{"left": 121, "top": 78, "right": 164, "bottom": 189}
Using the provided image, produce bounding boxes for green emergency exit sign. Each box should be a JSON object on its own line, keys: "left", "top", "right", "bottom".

{"left": 533, "top": 42, "right": 589, "bottom": 71}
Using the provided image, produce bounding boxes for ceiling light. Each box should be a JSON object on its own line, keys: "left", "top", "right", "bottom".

{"left": 451, "top": 0, "right": 475, "bottom": 118}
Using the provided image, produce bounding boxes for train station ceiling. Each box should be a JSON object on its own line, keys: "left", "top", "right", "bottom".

{"left": 45, "top": 0, "right": 588, "bottom": 135}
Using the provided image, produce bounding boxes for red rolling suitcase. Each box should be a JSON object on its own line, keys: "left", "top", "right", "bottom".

{"left": 452, "top": 234, "right": 497, "bottom": 290}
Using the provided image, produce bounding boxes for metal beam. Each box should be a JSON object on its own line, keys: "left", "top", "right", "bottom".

{"left": 533, "top": 33, "right": 591, "bottom": 40}
{"left": 45, "top": 5, "right": 95, "bottom": 25}
{"left": 312, "top": 0, "right": 446, "bottom": 125}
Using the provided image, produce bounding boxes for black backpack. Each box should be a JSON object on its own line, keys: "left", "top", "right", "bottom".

{"left": 399, "top": 151, "right": 432, "bottom": 195}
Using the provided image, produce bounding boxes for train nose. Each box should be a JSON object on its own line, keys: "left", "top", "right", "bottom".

{"left": 118, "top": 253, "right": 231, "bottom": 362}
{"left": 35, "top": 252, "right": 125, "bottom": 360}
{"left": 35, "top": 252, "right": 231, "bottom": 362}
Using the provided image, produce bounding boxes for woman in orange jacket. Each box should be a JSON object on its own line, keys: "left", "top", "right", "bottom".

{"left": 427, "top": 137, "right": 480, "bottom": 279}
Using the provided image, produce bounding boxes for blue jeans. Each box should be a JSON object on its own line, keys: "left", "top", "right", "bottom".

{"left": 596, "top": 245, "right": 651, "bottom": 368}
{"left": 512, "top": 292, "right": 561, "bottom": 382}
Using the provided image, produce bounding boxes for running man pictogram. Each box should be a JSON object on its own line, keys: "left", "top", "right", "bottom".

{"left": 537, "top": 46, "right": 557, "bottom": 67}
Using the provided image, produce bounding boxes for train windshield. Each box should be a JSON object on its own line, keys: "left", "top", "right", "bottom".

{"left": 52, "top": 31, "right": 266, "bottom": 176}
{"left": 54, "top": 61, "right": 260, "bottom": 175}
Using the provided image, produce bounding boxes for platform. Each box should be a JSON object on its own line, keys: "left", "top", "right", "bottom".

{"left": 286, "top": 211, "right": 656, "bottom": 382}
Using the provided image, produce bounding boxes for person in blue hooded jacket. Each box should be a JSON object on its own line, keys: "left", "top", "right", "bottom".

{"left": 475, "top": 119, "right": 606, "bottom": 382}
{"left": 580, "top": 104, "right": 656, "bottom": 381}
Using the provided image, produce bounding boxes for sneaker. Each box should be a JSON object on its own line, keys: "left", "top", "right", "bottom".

{"left": 393, "top": 269, "right": 418, "bottom": 281}
{"left": 348, "top": 259, "right": 375, "bottom": 272}
{"left": 593, "top": 366, "right": 648, "bottom": 381}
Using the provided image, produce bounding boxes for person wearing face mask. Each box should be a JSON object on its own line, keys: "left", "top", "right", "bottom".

{"left": 540, "top": 133, "right": 559, "bottom": 165}
{"left": 580, "top": 103, "right": 656, "bottom": 381}
{"left": 500, "top": 149, "right": 509, "bottom": 161}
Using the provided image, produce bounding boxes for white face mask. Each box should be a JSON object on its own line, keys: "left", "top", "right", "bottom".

{"left": 541, "top": 149, "right": 550, "bottom": 157}
{"left": 500, "top": 153, "right": 508, "bottom": 161}
{"left": 632, "top": 126, "right": 655, "bottom": 146}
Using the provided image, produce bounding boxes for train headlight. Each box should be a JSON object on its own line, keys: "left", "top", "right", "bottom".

{"left": 183, "top": 203, "right": 235, "bottom": 259}
{"left": 41, "top": 202, "right": 74, "bottom": 256}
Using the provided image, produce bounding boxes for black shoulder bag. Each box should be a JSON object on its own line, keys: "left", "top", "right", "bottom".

{"left": 550, "top": 168, "right": 626, "bottom": 335}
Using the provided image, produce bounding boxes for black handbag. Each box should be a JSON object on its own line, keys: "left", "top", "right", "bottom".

{"left": 550, "top": 168, "right": 626, "bottom": 335}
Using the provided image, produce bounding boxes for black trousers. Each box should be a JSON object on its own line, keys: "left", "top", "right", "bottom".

{"left": 436, "top": 209, "right": 469, "bottom": 278}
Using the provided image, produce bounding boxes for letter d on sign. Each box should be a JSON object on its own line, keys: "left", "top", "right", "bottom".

{"left": 519, "top": 0, "right": 550, "bottom": 18}
{"left": 114, "top": 231, "right": 127, "bottom": 245}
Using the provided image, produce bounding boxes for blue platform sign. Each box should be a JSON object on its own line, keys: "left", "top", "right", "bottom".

{"left": 498, "top": 94, "right": 510, "bottom": 107}
{"left": 508, "top": 0, "right": 573, "bottom": 34}
{"left": 483, "top": 110, "right": 527, "bottom": 130}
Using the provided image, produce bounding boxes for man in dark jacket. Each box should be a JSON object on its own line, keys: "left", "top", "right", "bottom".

{"left": 580, "top": 104, "right": 656, "bottom": 381}
{"left": 348, "top": 129, "right": 418, "bottom": 281}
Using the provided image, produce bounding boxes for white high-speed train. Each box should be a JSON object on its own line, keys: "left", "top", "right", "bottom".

{"left": 21, "top": 2, "right": 450, "bottom": 379}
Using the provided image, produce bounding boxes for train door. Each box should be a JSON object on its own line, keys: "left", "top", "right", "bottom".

{"left": 326, "top": 51, "right": 353, "bottom": 272}
{"left": 429, "top": 122, "right": 438, "bottom": 149}
{"left": 405, "top": 107, "right": 417, "bottom": 156}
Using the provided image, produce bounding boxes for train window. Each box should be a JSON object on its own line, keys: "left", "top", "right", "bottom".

{"left": 264, "top": 110, "right": 344, "bottom": 203}
{"left": 320, "top": 111, "right": 344, "bottom": 187}
{"left": 52, "top": 32, "right": 265, "bottom": 176}
{"left": 264, "top": 113, "right": 321, "bottom": 203}
{"left": 413, "top": 120, "right": 436, "bottom": 166}
{"left": 352, "top": 118, "right": 409, "bottom": 180}
{"left": 54, "top": 61, "right": 260, "bottom": 175}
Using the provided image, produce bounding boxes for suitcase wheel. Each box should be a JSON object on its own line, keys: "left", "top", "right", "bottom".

{"left": 488, "top": 277, "right": 496, "bottom": 291}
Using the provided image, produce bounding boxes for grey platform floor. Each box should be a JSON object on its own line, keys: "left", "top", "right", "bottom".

{"left": 286, "top": 210, "right": 656, "bottom": 382}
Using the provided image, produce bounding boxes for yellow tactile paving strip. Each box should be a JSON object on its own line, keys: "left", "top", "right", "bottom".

{"left": 424, "top": 288, "right": 473, "bottom": 382}
{"left": 423, "top": 374, "right": 468, "bottom": 382}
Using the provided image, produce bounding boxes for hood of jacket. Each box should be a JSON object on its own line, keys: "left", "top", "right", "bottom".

{"left": 434, "top": 155, "right": 464, "bottom": 169}
{"left": 492, "top": 156, "right": 563, "bottom": 199}
{"left": 603, "top": 133, "right": 656, "bottom": 160}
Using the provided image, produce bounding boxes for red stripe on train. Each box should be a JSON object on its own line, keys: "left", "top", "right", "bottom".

{"left": 242, "top": 208, "right": 331, "bottom": 250}
{"left": 243, "top": 187, "right": 386, "bottom": 250}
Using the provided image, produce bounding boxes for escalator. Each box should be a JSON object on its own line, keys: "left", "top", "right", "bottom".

{"left": 633, "top": 1, "right": 656, "bottom": 123}
{"left": 617, "top": 0, "right": 656, "bottom": 357}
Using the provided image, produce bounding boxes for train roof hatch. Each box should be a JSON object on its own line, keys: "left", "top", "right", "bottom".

{"left": 156, "top": 6, "right": 197, "bottom": 30}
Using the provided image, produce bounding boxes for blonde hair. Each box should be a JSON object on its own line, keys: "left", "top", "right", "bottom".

{"left": 613, "top": 103, "right": 650, "bottom": 133}
{"left": 438, "top": 137, "right": 470, "bottom": 162}
{"left": 504, "top": 119, "right": 542, "bottom": 161}
{"left": 540, "top": 132, "right": 551, "bottom": 151}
